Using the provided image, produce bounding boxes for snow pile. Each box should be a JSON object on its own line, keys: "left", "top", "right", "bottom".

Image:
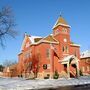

{"left": 0, "top": 76, "right": 90, "bottom": 90}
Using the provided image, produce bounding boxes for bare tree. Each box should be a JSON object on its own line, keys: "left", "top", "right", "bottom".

{"left": 0, "top": 64, "right": 4, "bottom": 72}
{"left": 3, "top": 60, "right": 17, "bottom": 67}
{"left": 24, "top": 53, "right": 40, "bottom": 78}
{"left": 0, "top": 6, "right": 18, "bottom": 47}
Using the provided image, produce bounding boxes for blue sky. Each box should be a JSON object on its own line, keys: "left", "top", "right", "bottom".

{"left": 0, "top": 0, "right": 90, "bottom": 64}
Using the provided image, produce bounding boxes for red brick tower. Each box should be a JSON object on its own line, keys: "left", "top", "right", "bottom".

{"left": 53, "top": 16, "right": 71, "bottom": 59}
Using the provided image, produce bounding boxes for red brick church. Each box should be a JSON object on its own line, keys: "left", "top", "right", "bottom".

{"left": 17, "top": 16, "right": 81, "bottom": 79}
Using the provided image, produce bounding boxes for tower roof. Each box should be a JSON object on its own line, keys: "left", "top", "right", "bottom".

{"left": 53, "top": 16, "right": 71, "bottom": 29}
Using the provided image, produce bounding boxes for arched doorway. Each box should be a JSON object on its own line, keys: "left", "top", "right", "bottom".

{"left": 61, "top": 55, "right": 80, "bottom": 78}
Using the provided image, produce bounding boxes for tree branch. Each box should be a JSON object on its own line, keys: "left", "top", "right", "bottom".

{"left": 0, "top": 6, "right": 18, "bottom": 48}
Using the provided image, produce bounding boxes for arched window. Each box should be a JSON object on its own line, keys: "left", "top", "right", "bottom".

{"left": 74, "top": 51, "right": 77, "bottom": 57}
{"left": 62, "top": 28, "right": 67, "bottom": 33}
{"left": 43, "top": 64, "right": 47, "bottom": 69}
{"left": 66, "top": 46, "right": 68, "bottom": 53}
{"left": 62, "top": 46, "right": 65, "bottom": 52}
{"left": 62, "top": 46, "right": 68, "bottom": 53}
{"left": 54, "top": 29, "right": 60, "bottom": 35}
{"left": 46, "top": 48, "right": 50, "bottom": 58}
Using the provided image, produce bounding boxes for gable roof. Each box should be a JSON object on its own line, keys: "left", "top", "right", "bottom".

{"left": 61, "top": 55, "right": 79, "bottom": 64}
{"left": 31, "top": 34, "right": 59, "bottom": 44}
{"left": 21, "top": 33, "right": 59, "bottom": 51}
{"left": 43, "top": 34, "right": 59, "bottom": 42}
{"left": 53, "top": 16, "right": 71, "bottom": 29}
{"left": 21, "top": 35, "right": 42, "bottom": 50}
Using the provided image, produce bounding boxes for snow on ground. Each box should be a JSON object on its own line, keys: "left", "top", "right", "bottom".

{"left": 0, "top": 76, "right": 90, "bottom": 90}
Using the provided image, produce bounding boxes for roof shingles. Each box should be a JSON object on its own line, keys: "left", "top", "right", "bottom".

{"left": 53, "top": 16, "right": 70, "bottom": 29}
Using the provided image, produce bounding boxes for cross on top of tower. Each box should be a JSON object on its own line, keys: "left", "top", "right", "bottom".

{"left": 60, "top": 12, "right": 62, "bottom": 17}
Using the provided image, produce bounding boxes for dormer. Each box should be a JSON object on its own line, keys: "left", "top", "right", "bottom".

{"left": 21, "top": 33, "right": 42, "bottom": 51}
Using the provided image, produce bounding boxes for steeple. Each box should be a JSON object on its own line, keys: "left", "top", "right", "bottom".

{"left": 53, "top": 16, "right": 70, "bottom": 29}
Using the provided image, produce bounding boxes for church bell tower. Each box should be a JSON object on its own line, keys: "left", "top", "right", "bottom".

{"left": 53, "top": 16, "right": 71, "bottom": 58}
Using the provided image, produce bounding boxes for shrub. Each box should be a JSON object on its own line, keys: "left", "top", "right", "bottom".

{"left": 53, "top": 70, "right": 59, "bottom": 79}
{"left": 79, "top": 69, "right": 83, "bottom": 76}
